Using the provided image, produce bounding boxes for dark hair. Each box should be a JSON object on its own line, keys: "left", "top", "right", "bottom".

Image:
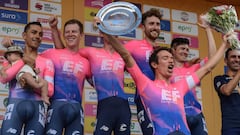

{"left": 24, "top": 22, "right": 42, "bottom": 32}
{"left": 64, "top": 19, "right": 83, "bottom": 34}
{"left": 149, "top": 46, "right": 172, "bottom": 73}
{"left": 225, "top": 48, "right": 233, "bottom": 59}
{"left": 142, "top": 8, "right": 162, "bottom": 25}
{"left": 170, "top": 38, "right": 189, "bottom": 49}
{"left": 225, "top": 48, "right": 240, "bottom": 59}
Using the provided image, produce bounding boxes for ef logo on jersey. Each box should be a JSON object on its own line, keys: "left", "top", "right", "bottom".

{"left": 62, "top": 61, "right": 84, "bottom": 75}
{"left": 145, "top": 50, "right": 151, "bottom": 62}
{"left": 101, "top": 59, "right": 124, "bottom": 71}
{"left": 162, "top": 89, "right": 181, "bottom": 103}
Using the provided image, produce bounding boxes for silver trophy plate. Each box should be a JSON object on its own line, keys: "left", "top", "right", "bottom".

{"left": 96, "top": 2, "right": 142, "bottom": 35}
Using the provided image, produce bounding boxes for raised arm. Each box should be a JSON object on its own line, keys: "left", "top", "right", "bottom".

{"left": 196, "top": 34, "right": 229, "bottom": 79}
{"left": 93, "top": 16, "right": 135, "bottom": 67}
{"left": 48, "top": 16, "right": 65, "bottom": 49}
{"left": 199, "top": 14, "right": 216, "bottom": 58}
{"left": 105, "top": 34, "right": 135, "bottom": 67}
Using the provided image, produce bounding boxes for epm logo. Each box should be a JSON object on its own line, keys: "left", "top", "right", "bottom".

{"left": 0, "top": 23, "right": 24, "bottom": 37}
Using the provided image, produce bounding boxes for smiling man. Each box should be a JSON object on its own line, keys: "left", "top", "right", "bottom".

{"left": 214, "top": 48, "right": 240, "bottom": 135}
{"left": 0, "top": 22, "right": 54, "bottom": 135}
{"left": 41, "top": 19, "right": 92, "bottom": 135}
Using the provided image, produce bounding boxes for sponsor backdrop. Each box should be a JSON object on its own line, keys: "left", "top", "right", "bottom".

{"left": 0, "top": 0, "right": 240, "bottom": 135}
{"left": 83, "top": 2, "right": 202, "bottom": 134}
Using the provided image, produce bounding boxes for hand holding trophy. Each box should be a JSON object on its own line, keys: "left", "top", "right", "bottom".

{"left": 96, "top": 2, "right": 142, "bottom": 35}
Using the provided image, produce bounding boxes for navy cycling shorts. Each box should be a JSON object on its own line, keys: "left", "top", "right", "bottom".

{"left": 94, "top": 96, "right": 131, "bottom": 135}
{"left": 1, "top": 98, "right": 46, "bottom": 135}
{"left": 186, "top": 113, "right": 208, "bottom": 135}
{"left": 135, "top": 96, "right": 154, "bottom": 135}
{"left": 45, "top": 100, "right": 84, "bottom": 135}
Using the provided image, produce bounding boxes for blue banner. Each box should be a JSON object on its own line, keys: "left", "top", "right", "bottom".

{"left": 161, "top": 20, "right": 171, "bottom": 32}
{"left": 0, "top": 9, "right": 27, "bottom": 24}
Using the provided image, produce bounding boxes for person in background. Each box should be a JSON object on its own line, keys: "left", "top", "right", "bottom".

{"left": 49, "top": 16, "right": 131, "bottom": 135}
{"left": 1, "top": 45, "right": 50, "bottom": 105}
{"left": 42, "top": 19, "right": 92, "bottom": 135}
{"left": 0, "top": 22, "right": 54, "bottom": 135}
{"left": 105, "top": 29, "right": 230, "bottom": 135}
{"left": 170, "top": 16, "right": 216, "bottom": 135}
{"left": 214, "top": 48, "right": 240, "bottom": 135}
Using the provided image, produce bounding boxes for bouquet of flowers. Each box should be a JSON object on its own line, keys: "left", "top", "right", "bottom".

{"left": 201, "top": 5, "right": 239, "bottom": 49}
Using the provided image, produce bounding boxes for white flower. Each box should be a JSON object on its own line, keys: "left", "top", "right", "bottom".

{"left": 202, "top": 5, "right": 239, "bottom": 48}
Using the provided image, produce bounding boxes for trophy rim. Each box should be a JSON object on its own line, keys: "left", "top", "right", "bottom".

{"left": 96, "top": 2, "right": 142, "bottom": 35}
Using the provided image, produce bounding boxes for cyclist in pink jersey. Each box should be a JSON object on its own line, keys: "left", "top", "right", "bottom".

{"left": 0, "top": 22, "right": 54, "bottom": 135}
{"left": 79, "top": 35, "right": 131, "bottom": 135}
{"left": 123, "top": 8, "right": 162, "bottom": 134}
{"left": 49, "top": 16, "right": 131, "bottom": 135}
{"left": 105, "top": 30, "right": 230, "bottom": 135}
{"left": 91, "top": 9, "right": 161, "bottom": 134}
{"left": 41, "top": 19, "right": 92, "bottom": 135}
{"left": 170, "top": 16, "right": 216, "bottom": 135}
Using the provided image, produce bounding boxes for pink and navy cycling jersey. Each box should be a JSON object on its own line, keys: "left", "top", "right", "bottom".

{"left": 127, "top": 63, "right": 200, "bottom": 135}
{"left": 170, "top": 58, "right": 207, "bottom": 116}
{"left": 79, "top": 47, "right": 125, "bottom": 101}
{"left": 1, "top": 56, "right": 54, "bottom": 100}
{"left": 125, "top": 39, "right": 154, "bottom": 80}
{"left": 41, "top": 48, "right": 91, "bottom": 103}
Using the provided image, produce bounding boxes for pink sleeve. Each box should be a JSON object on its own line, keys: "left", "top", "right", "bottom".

{"left": 127, "top": 63, "right": 148, "bottom": 93}
{"left": 188, "top": 73, "right": 200, "bottom": 88}
{"left": 124, "top": 40, "right": 134, "bottom": 52}
{"left": 79, "top": 48, "right": 93, "bottom": 85}
{"left": 40, "top": 49, "right": 53, "bottom": 59}
{"left": 79, "top": 47, "right": 90, "bottom": 59}
{"left": 0, "top": 60, "right": 24, "bottom": 83}
{"left": 43, "top": 59, "right": 55, "bottom": 97}
{"left": 85, "top": 59, "right": 94, "bottom": 86}
{"left": 175, "top": 73, "right": 200, "bottom": 95}
{"left": 191, "top": 57, "right": 209, "bottom": 72}
{"left": 200, "top": 57, "right": 208, "bottom": 67}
